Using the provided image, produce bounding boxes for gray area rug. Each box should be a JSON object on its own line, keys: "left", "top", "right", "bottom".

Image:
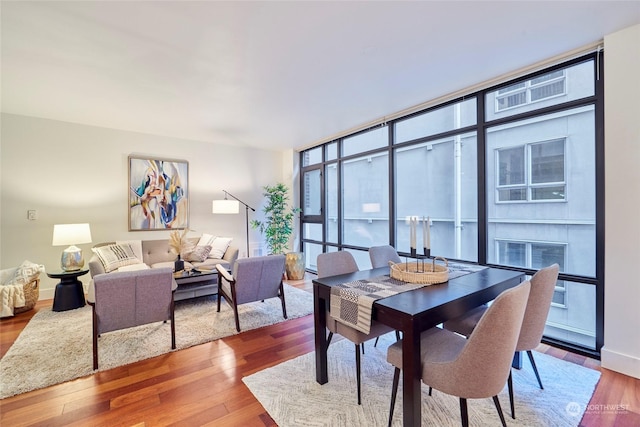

{"left": 0, "top": 284, "right": 312, "bottom": 399}
{"left": 244, "top": 333, "right": 601, "bottom": 426}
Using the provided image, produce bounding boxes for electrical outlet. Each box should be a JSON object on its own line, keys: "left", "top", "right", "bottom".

{"left": 27, "top": 210, "right": 38, "bottom": 220}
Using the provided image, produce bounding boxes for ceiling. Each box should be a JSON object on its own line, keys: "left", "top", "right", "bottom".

{"left": 2, "top": 1, "right": 639, "bottom": 151}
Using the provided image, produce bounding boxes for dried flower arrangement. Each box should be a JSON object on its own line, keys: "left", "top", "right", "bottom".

{"left": 169, "top": 228, "right": 191, "bottom": 257}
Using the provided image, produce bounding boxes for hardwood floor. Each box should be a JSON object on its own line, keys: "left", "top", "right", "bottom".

{"left": 1, "top": 276, "right": 638, "bottom": 426}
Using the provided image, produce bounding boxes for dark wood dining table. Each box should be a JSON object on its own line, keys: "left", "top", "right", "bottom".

{"left": 313, "top": 265, "right": 525, "bottom": 427}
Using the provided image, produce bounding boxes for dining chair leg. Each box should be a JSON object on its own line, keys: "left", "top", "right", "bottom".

{"left": 361, "top": 342, "right": 365, "bottom": 354}
{"left": 507, "top": 370, "right": 515, "bottom": 418}
{"left": 395, "top": 330, "right": 401, "bottom": 341}
{"left": 492, "top": 395, "right": 507, "bottom": 427}
{"left": 326, "top": 332, "right": 333, "bottom": 350}
{"left": 459, "top": 398, "right": 469, "bottom": 427}
{"left": 355, "top": 343, "right": 362, "bottom": 405}
{"left": 388, "top": 367, "right": 400, "bottom": 427}
{"left": 428, "top": 386, "right": 432, "bottom": 396}
{"left": 527, "top": 350, "right": 544, "bottom": 389}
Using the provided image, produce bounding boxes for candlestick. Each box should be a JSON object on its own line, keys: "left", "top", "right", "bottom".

{"left": 410, "top": 217, "right": 416, "bottom": 250}
{"left": 426, "top": 216, "right": 431, "bottom": 249}
{"left": 422, "top": 216, "right": 427, "bottom": 249}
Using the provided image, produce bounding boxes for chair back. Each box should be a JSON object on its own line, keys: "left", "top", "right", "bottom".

{"left": 450, "top": 280, "right": 531, "bottom": 398}
{"left": 369, "top": 245, "right": 402, "bottom": 268}
{"left": 232, "top": 255, "right": 285, "bottom": 304}
{"left": 517, "top": 263, "right": 559, "bottom": 351}
{"left": 317, "top": 251, "right": 358, "bottom": 279}
{"left": 93, "top": 267, "right": 174, "bottom": 334}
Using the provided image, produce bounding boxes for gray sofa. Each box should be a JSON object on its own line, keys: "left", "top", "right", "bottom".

{"left": 88, "top": 237, "right": 239, "bottom": 301}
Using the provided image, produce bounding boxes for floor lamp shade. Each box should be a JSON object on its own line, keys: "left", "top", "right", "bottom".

{"left": 212, "top": 199, "right": 240, "bottom": 214}
{"left": 52, "top": 223, "right": 92, "bottom": 271}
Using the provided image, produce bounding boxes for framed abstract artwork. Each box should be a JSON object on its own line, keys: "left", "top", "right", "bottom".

{"left": 128, "top": 155, "right": 189, "bottom": 231}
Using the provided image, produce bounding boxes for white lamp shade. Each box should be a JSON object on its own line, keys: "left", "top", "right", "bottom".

{"left": 52, "top": 223, "right": 92, "bottom": 246}
{"left": 212, "top": 199, "right": 240, "bottom": 214}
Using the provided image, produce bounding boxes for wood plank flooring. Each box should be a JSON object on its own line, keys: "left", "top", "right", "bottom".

{"left": 1, "top": 276, "right": 638, "bottom": 426}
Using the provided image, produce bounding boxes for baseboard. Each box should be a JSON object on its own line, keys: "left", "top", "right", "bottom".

{"left": 39, "top": 287, "right": 55, "bottom": 301}
{"left": 600, "top": 346, "right": 640, "bottom": 379}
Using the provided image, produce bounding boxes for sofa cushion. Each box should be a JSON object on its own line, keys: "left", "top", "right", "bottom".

{"left": 151, "top": 261, "right": 194, "bottom": 270}
{"left": 93, "top": 243, "right": 141, "bottom": 273}
{"left": 117, "top": 263, "right": 150, "bottom": 272}
{"left": 185, "top": 245, "right": 212, "bottom": 262}
{"left": 209, "top": 237, "right": 232, "bottom": 259}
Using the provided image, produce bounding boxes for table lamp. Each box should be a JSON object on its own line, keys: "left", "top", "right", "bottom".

{"left": 52, "top": 223, "right": 92, "bottom": 271}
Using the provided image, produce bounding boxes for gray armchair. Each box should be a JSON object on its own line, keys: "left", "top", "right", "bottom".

{"left": 89, "top": 268, "right": 177, "bottom": 370}
{"left": 216, "top": 254, "right": 287, "bottom": 332}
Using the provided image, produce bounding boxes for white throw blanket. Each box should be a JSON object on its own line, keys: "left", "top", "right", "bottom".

{"left": 0, "top": 284, "right": 26, "bottom": 318}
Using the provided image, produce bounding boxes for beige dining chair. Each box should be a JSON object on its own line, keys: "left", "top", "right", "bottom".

{"left": 387, "top": 280, "right": 531, "bottom": 427}
{"left": 443, "top": 263, "right": 560, "bottom": 418}
{"left": 369, "top": 245, "right": 402, "bottom": 269}
{"left": 317, "top": 251, "right": 399, "bottom": 405}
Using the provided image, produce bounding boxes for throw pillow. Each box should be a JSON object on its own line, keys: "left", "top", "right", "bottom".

{"left": 185, "top": 245, "right": 212, "bottom": 262}
{"left": 116, "top": 239, "right": 143, "bottom": 262}
{"left": 4, "top": 260, "right": 45, "bottom": 287}
{"left": 197, "top": 233, "right": 216, "bottom": 247}
{"left": 93, "top": 243, "right": 141, "bottom": 273}
{"left": 209, "top": 237, "right": 232, "bottom": 259}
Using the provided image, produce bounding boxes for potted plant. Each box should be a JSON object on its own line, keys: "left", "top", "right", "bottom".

{"left": 250, "top": 183, "right": 304, "bottom": 279}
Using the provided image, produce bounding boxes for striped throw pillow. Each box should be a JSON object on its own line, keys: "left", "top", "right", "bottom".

{"left": 93, "top": 243, "right": 141, "bottom": 273}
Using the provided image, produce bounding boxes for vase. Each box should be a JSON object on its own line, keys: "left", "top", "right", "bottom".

{"left": 174, "top": 255, "right": 184, "bottom": 272}
{"left": 285, "top": 252, "right": 305, "bottom": 280}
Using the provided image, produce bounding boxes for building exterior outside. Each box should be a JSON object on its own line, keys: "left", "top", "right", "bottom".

{"left": 301, "top": 56, "right": 600, "bottom": 351}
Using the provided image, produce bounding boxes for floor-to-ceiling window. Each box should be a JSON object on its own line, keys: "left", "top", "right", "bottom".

{"left": 300, "top": 53, "right": 603, "bottom": 356}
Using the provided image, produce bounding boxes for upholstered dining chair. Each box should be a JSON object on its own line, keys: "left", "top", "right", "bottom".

{"left": 216, "top": 254, "right": 287, "bottom": 332}
{"left": 89, "top": 268, "right": 176, "bottom": 370}
{"left": 369, "top": 245, "right": 402, "bottom": 269}
{"left": 443, "top": 263, "right": 559, "bottom": 418}
{"left": 317, "top": 251, "right": 399, "bottom": 405}
{"left": 387, "top": 280, "right": 531, "bottom": 427}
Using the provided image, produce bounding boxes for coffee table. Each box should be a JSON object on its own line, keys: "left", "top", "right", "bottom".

{"left": 173, "top": 268, "right": 219, "bottom": 301}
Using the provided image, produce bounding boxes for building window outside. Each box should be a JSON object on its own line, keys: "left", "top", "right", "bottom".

{"left": 300, "top": 55, "right": 600, "bottom": 352}
{"left": 495, "top": 70, "right": 565, "bottom": 111}
{"left": 496, "top": 240, "right": 567, "bottom": 307}
{"left": 496, "top": 138, "right": 566, "bottom": 202}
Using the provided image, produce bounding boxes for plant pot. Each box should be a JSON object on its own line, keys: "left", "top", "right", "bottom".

{"left": 285, "top": 252, "right": 305, "bottom": 280}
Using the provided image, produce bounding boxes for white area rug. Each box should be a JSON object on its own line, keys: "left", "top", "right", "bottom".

{"left": 0, "top": 284, "right": 312, "bottom": 399}
{"left": 244, "top": 333, "right": 601, "bottom": 426}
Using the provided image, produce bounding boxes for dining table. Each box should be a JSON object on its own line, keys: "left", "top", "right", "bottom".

{"left": 313, "top": 264, "right": 525, "bottom": 427}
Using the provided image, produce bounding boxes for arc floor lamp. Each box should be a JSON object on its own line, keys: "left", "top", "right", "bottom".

{"left": 212, "top": 190, "right": 255, "bottom": 258}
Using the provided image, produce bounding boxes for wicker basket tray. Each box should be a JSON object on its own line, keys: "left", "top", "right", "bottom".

{"left": 14, "top": 278, "right": 40, "bottom": 314}
{"left": 389, "top": 257, "right": 449, "bottom": 285}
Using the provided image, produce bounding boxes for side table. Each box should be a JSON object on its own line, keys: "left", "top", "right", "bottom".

{"left": 47, "top": 269, "right": 89, "bottom": 312}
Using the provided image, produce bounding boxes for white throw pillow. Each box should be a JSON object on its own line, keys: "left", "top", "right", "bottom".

{"left": 116, "top": 240, "right": 143, "bottom": 262}
{"left": 93, "top": 243, "right": 140, "bottom": 273}
{"left": 197, "top": 233, "right": 216, "bottom": 247}
{"left": 4, "top": 260, "right": 45, "bottom": 287}
{"left": 209, "top": 237, "right": 232, "bottom": 259}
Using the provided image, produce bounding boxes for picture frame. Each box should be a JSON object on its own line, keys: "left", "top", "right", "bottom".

{"left": 128, "top": 155, "right": 189, "bottom": 231}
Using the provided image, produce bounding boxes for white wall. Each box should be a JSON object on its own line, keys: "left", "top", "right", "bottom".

{"left": 0, "top": 113, "right": 285, "bottom": 298}
{"left": 602, "top": 24, "right": 640, "bottom": 379}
